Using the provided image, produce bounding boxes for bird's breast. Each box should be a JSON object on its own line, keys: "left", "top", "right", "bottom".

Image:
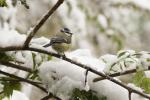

{"left": 52, "top": 43, "right": 71, "bottom": 53}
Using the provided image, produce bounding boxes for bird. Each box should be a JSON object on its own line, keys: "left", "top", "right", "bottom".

{"left": 43, "top": 28, "right": 73, "bottom": 55}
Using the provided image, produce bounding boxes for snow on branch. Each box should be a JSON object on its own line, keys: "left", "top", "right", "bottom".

{"left": 1, "top": 45, "right": 150, "bottom": 100}
{"left": 93, "top": 66, "right": 150, "bottom": 82}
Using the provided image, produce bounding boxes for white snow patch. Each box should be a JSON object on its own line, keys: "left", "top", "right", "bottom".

{"left": 0, "top": 29, "right": 26, "bottom": 47}
{"left": 39, "top": 49, "right": 105, "bottom": 98}
{"left": 98, "top": 14, "right": 108, "bottom": 29}
{"left": 10, "top": 90, "right": 29, "bottom": 100}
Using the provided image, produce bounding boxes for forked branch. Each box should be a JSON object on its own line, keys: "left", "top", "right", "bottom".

{"left": 23, "top": 0, "right": 64, "bottom": 48}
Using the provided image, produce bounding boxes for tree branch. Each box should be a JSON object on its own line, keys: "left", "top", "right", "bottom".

{"left": 0, "top": 70, "right": 61, "bottom": 100}
{"left": 26, "top": 47, "right": 150, "bottom": 99}
{"left": 0, "top": 70, "right": 46, "bottom": 92}
{"left": 23, "top": 0, "right": 64, "bottom": 48}
{"left": 41, "top": 94, "right": 61, "bottom": 100}
{"left": 0, "top": 46, "right": 23, "bottom": 51}
{"left": 128, "top": 91, "right": 132, "bottom": 100}
{"left": 0, "top": 61, "right": 33, "bottom": 73}
{"left": 93, "top": 66, "right": 150, "bottom": 82}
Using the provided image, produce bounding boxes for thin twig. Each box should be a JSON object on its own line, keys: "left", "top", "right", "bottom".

{"left": 128, "top": 91, "right": 132, "bottom": 100}
{"left": 23, "top": 0, "right": 64, "bottom": 48}
{"left": 0, "top": 60, "right": 33, "bottom": 73}
{"left": 0, "top": 70, "right": 46, "bottom": 92}
{"left": 0, "top": 70, "right": 61, "bottom": 100}
{"left": 0, "top": 77, "right": 42, "bottom": 84}
{"left": 85, "top": 69, "right": 89, "bottom": 86}
{"left": 93, "top": 66, "right": 150, "bottom": 82}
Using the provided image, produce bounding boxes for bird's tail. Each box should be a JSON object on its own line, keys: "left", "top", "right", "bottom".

{"left": 43, "top": 43, "right": 52, "bottom": 47}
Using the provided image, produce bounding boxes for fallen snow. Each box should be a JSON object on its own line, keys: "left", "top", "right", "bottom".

{"left": 0, "top": 29, "right": 26, "bottom": 47}
{"left": 39, "top": 49, "right": 149, "bottom": 100}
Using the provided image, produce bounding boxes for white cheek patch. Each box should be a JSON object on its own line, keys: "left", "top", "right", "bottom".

{"left": 64, "top": 33, "right": 71, "bottom": 36}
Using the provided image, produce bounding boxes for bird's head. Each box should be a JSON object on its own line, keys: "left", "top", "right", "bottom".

{"left": 60, "top": 28, "right": 73, "bottom": 36}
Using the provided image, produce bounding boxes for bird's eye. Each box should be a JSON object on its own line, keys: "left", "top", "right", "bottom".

{"left": 63, "top": 28, "right": 70, "bottom": 32}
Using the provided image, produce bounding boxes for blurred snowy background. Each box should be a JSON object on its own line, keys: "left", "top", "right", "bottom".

{"left": 11, "top": 0, "right": 150, "bottom": 56}
{"left": 1, "top": 0, "right": 150, "bottom": 100}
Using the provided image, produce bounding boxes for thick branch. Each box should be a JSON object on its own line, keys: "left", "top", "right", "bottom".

{"left": 27, "top": 47, "right": 150, "bottom": 99}
{"left": 0, "top": 46, "right": 23, "bottom": 51}
{"left": 93, "top": 66, "right": 150, "bottom": 82}
{"left": 23, "top": 0, "right": 64, "bottom": 48}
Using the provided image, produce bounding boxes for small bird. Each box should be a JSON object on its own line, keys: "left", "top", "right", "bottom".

{"left": 43, "top": 28, "right": 73, "bottom": 55}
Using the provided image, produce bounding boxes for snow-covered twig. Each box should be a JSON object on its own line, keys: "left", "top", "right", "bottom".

{"left": 0, "top": 69, "right": 46, "bottom": 92}
{"left": 0, "top": 69, "right": 61, "bottom": 100}
{"left": 0, "top": 60, "right": 33, "bottom": 73}
{"left": 93, "top": 66, "right": 150, "bottom": 82}
{"left": 0, "top": 77, "right": 41, "bottom": 84}
{"left": 23, "top": 0, "right": 64, "bottom": 48}
{"left": 27, "top": 47, "right": 150, "bottom": 100}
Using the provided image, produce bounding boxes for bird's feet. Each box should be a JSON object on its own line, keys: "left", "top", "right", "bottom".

{"left": 58, "top": 52, "right": 66, "bottom": 59}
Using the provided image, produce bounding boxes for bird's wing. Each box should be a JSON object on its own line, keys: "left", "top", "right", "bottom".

{"left": 50, "top": 37, "right": 68, "bottom": 44}
{"left": 43, "top": 37, "right": 68, "bottom": 47}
